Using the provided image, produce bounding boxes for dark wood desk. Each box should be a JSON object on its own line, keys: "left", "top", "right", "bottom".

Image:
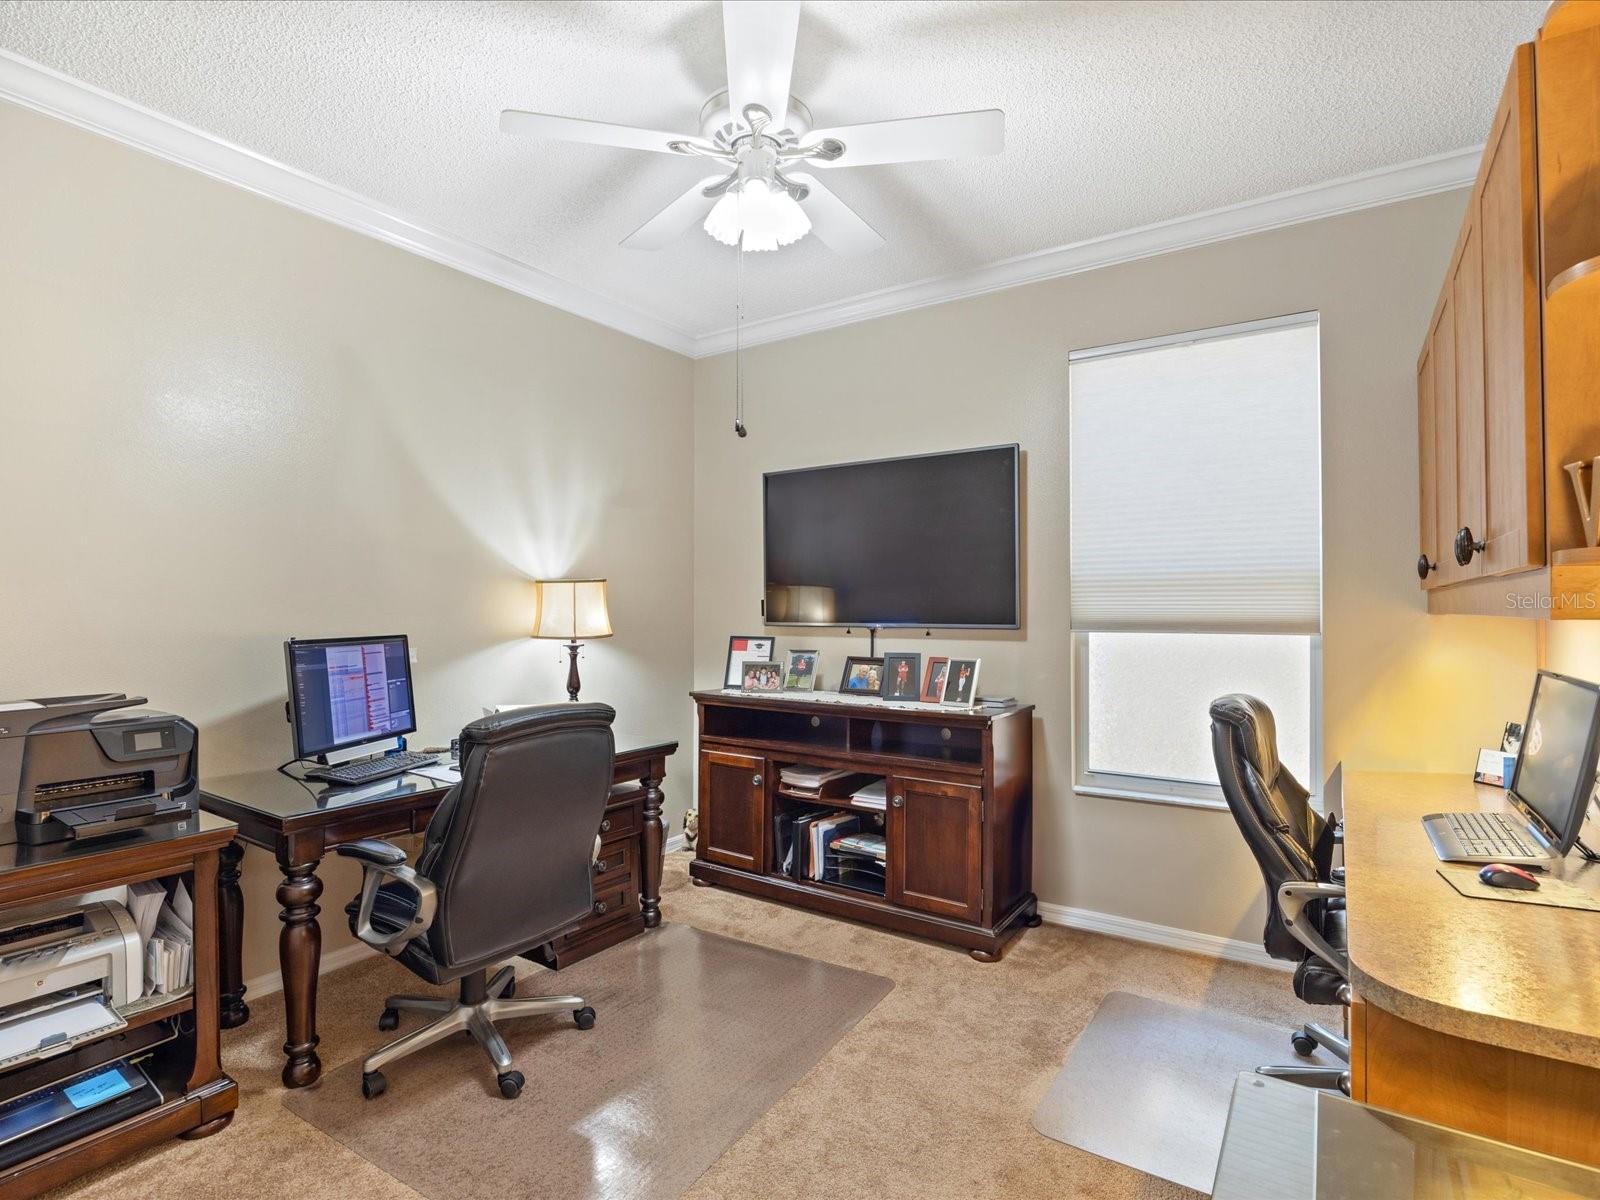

{"left": 0, "top": 813, "right": 239, "bottom": 1198}
{"left": 201, "top": 737, "right": 677, "bottom": 1088}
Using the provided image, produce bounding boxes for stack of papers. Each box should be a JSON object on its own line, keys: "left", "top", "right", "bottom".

{"left": 143, "top": 881, "right": 194, "bottom": 996}
{"left": 851, "top": 779, "right": 888, "bottom": 811}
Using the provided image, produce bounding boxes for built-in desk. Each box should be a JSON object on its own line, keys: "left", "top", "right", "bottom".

{"left": 1337, "top": 770, "right": 1600, "bottom": 1165}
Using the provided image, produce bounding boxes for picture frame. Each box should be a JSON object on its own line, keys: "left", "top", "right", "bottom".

{"left": 724, "top": 635, "right": 775, "bottom": 688}
{"left": 740, "top": 660, "right": 784, "bottom": 693}
{"left": 942, "top": 658, "right": 981, "bottom": 706}
{"left": 881, "top": 652, "right": 922, "bottom": 702}
{"left": 783, "top": 649, "right": 821, "bottom": 691}
{"left": 838, "top": 656, "right": 885, "bottom": 696}
{"left": 921, "top": 656, "right": 951, "bottom": 704}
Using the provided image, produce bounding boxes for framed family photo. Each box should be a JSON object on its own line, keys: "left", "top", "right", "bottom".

{"left": 921, "top": 656, "right": 950, "bottom": 703}
{"left": 740, "top": 660, "right": 784, "bottom": 693}
{"left": 838, "top": 656, "right": 884, "bottom": 695}
{"left": 881, "top": 652, "right": 922, "bottom": 702}
{"left": 724, "top": 635, "right": 775, "bottom": 688}
{"left": 783, "top": 649, "right": 820, "bottom": 691}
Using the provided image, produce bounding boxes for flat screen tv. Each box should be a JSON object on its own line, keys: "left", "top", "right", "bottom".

{"left": 763, "top": 445, "right": 1020, "bottom": 629}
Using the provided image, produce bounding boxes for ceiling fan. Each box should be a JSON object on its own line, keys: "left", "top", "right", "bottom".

{"left": 499, "top": 0, "right": 1004, "bottom": 255}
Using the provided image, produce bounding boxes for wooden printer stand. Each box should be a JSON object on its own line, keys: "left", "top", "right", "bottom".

{"left": 689, "top": 691, "right": 1037, "bottom": 960}
{"left": 0, "top": 813, "right": 238, "bottom": 1198}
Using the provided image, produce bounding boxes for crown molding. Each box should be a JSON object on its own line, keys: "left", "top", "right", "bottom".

{"left": 0, "top": 50, "right": 700, "bottom": 358}
{"left": 690, "top": 146, "right": 1481, "bottom": 357}
{"left": 2, "top": 50, "right": 1479, "bottom": 363}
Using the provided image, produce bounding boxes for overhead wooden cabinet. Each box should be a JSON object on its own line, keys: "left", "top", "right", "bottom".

{"left": 1417, "top": 22, "right": 1600, "bottom": 618}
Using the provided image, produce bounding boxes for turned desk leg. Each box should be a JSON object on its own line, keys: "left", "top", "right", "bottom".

{"left": 641, "top": 771, "right": 665, "bottom": 929}
{"left": 217, "top": 840, "right": 250, "bottom": 1029}
{"left": 276, "top": 856, "right": 324, "bottom": 1088}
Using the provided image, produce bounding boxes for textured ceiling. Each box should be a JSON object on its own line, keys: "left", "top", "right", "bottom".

{"left": 0, "top": 0, "right": 1547, "bottom": 342}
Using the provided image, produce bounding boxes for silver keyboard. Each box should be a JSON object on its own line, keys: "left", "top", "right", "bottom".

{"left": 1423, "top": 809, "right": 1546, "bottom": 863}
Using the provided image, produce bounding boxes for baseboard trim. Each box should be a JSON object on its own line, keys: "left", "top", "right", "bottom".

{"left": 665, "top": 832, "right": 686, "bottom": 854}
{"left": 1036, "top": 901, "right": 1290, "bottom": 972}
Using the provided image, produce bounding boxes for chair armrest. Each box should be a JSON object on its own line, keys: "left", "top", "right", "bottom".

{"left": 335, "top": 839, "right": 408, "bottom": 867}
{"left": 1276, "top": 880, "right": 1348, "bottom": 985}
{"left": 334, "top": 841, "right": 438, "bottom": 956}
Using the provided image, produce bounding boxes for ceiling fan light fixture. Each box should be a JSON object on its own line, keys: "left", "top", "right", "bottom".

{"left": 703, "top": 178, "right": 811, "bottom": 251}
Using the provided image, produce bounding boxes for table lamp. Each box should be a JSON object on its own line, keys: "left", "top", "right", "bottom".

{"left": 532, "top": 578, "right": 613, "bottom": 701}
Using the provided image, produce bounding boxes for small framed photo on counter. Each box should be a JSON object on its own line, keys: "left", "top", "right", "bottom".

{"left": 741, "top": 661, "right": 784, "bottom": 693}
{"left": 838, "top": 656, "right": 884, "bottom": 696}
{"left": 724, "top": 636, "right": 775, "bottom": 688}
{"left": 921, "top": 657, "right": 950, "bottom": 703}
{"left": 783, "top": 649, "right": 820, "bottom": 691}
{"left": 942, "top": 658, "right": 980, "bottom": 706}
{"left": 881, "top": 653, "right": 922, "bottom": 702}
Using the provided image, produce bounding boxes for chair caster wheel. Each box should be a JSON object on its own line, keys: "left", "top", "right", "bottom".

{"left": 362, "top": 1071, "right": 387, "bottom": 1099}
{"left": 497, "top": 1070, "right": 524, "bottom": 1099}
{"left": 378, "top": 1008, "right": 400, "bottom": 1032}
{"left": 573, "top": 1006, "right": 596, "bottom": 1030}
{"left": 1291, "top": 1031, "right": 1318, "bottom": 1057}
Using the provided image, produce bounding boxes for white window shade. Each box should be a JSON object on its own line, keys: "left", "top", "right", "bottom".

{"left": 1069, "top": 316, "right": 1322, "bottom": 634}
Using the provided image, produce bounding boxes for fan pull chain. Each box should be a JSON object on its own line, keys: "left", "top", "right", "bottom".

{"left": 734, "top": 209, "right": 747, "bottom": 438}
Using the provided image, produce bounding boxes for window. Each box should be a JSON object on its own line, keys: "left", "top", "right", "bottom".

{"left": 1068, "top": 314, "right": 1322, "bottom": 807}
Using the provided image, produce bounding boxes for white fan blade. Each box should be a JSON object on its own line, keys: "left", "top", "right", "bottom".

{"left": 723, "top": 0, "right": 801, "bottom": 131}
{"left": 789, "top": 173, "right": 883, "bottom": 256}
{"left": 622, "top": 176, "right": 728, "bottom": 250}
{"left": 500, "top": 110, "right": 712, "bottom": 156}
{"left": 801, "top": 109, "right": 1004, "bottom": 168}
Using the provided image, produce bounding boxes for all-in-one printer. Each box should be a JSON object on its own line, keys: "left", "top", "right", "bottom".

{"left": 0, "top": 695, "right": 198, "bottom": 845}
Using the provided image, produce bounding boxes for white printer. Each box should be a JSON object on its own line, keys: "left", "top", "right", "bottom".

{"left": 0, "top": 901, "right": 142, "bottom": 1071}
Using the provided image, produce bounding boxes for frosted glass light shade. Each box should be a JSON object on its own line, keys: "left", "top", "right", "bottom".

{"left": 703, "top": 179, "right": 811, "bottom": 251}
{"left": 532, "top": 579, "right": 613, "bottom": 641}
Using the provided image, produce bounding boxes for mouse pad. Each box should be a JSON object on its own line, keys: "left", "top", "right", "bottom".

{"left": 1437, "top": 866, "right": 1600, "bottom": 912}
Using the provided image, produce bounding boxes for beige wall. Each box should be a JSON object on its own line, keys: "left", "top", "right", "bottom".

{"left": 0, "top": 102, "right": 696, "bottom": 983}
{"left": 693, "top": 191, "right": 1539, "bottom": 944}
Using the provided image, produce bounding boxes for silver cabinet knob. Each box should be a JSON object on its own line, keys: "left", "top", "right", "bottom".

{"left": 891, "top": 795, "right": 904, "bottom": 808}
{"left": 752, "top": 774, "right": 763, "bottom": 787}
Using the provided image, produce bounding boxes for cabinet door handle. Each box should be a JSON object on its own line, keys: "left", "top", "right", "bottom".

{"left": 594, "top": 858, "right": 609, "bottom": 873}
{"left": 751, "top": 774, "right": 763, "bottom": 787}
{"left": 594, "top": 900, "right": 609, "bottom": 915}
{"left": 1454, "top": 526, "right": 1486, "bottom": 566}
{"left": 1416, "top": 554, "right": 1437, "bottom": 580}
{"left": 599, "top": 819, "right": 611, "bottom": 833}
{"left": 891, "top": 795, "right": 904, "bottom": 808}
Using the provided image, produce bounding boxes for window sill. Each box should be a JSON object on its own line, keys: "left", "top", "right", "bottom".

{"left": 1073, "top": 784, "right": 1230, "bottom": 812}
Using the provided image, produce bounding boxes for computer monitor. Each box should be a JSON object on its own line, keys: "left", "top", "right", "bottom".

{"left": 284, "top": 636, "right": 417, "bottom": 760}
{"left": 1508, "top": 669, "right": 1600, "bottom": 855}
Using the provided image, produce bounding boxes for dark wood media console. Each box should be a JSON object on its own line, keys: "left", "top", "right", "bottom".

{"left": 689, "top": 691, "right": 1037, "bottom": 961}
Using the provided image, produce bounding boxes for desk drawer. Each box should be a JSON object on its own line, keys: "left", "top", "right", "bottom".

{"left": 598, "top": 800, "right": 640, "bottom": 843}
{"left": 592, "top": 841, "right": 635, "bottom": 886}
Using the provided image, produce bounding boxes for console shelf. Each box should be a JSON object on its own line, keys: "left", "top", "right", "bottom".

{"left": 690, "top": 691, "right": 1037, "bottom": 961}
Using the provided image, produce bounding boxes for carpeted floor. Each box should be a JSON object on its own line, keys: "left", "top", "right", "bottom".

{"left": 47, "top": 853, "right": 1319, "bottom": 1200}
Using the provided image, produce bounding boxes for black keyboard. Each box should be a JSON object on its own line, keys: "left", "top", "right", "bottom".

{"left": 306, "top": 751, "right": 438, "bottom": 786}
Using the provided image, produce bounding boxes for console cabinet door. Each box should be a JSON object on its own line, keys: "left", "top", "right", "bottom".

{"left": 698, "top": 750, "right": 764, "bottom": 872}
{"left": 887, "top": 776, "right": 982, "bottom": 923}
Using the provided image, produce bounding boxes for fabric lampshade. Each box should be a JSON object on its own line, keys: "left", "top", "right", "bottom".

{"left": 532, "top": 579, "right": 613, "bottom": 641}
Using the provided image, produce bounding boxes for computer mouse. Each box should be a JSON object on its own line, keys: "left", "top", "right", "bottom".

{"left": 1479, "top": 863, "right": 1541, "bottom": 891}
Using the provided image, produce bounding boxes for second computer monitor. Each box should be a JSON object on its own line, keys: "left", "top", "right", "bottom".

{"left": 1510, "top": 669, "right": 1600, "bottom": 855}
{"left": 285, "top": 636, "right": 417, "bottom": 760}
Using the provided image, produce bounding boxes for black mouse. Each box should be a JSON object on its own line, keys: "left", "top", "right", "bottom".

{"left": 1479, "top": 863, "right": 1541, "bottom": 891}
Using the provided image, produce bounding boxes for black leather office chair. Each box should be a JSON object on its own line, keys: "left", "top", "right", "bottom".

{"left": 336, "top": 702, "right": 616, "bottom": 1100}
{"left": 1210, "top": 694, "right": 1351, "bottom": 1092}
